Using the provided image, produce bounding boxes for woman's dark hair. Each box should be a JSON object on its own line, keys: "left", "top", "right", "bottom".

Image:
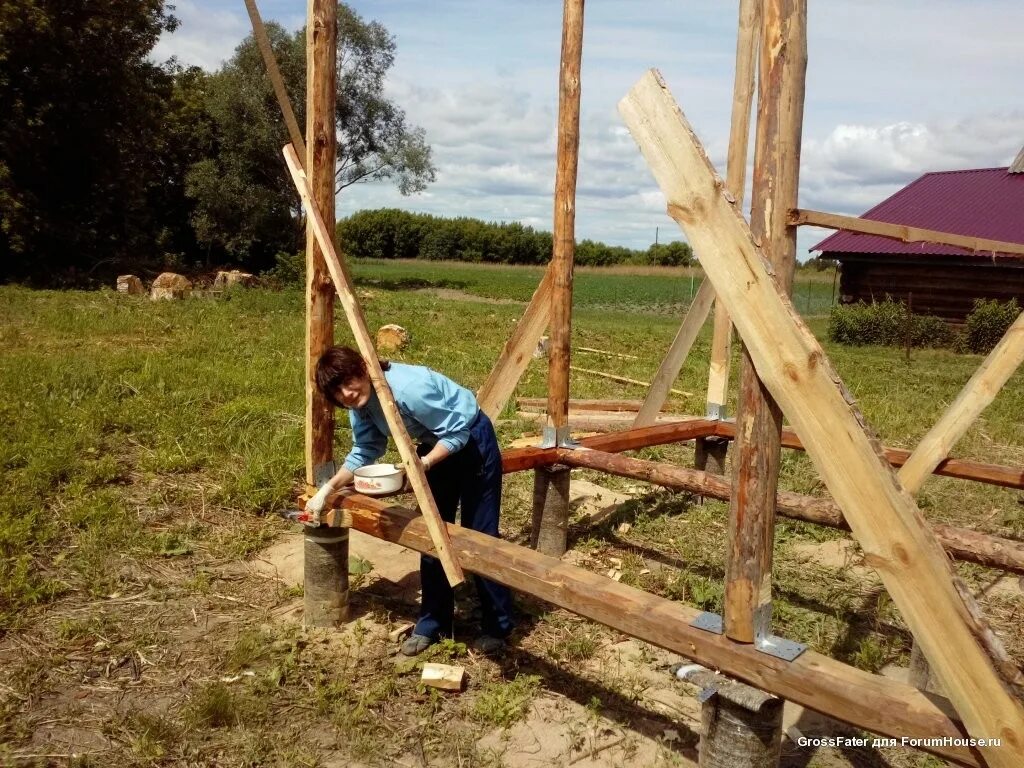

{"left": 315, "top": 346, "right": 389, "bottom": 408}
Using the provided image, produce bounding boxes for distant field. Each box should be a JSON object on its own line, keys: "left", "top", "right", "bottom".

{"left": 350, "top": 258, "right": 839, "bottom": 315}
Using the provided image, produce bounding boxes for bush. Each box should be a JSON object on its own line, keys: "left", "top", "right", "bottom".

{"left": 829, "top": 298, "right": 956, "bottom": 348}
{"left": 961, "top": 298, "right": 1020, "bottom": 354}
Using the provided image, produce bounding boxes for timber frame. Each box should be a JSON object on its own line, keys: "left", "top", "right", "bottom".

{"left": 243, "top": 0, "right": 1024, "bottom": 765}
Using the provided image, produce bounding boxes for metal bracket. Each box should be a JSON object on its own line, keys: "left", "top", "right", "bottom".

{"left": 313, "top": 461, "right": 337, "bottom": 487}
{"left": 755, "top": 632, "right": 806, "bottom": 662}
{"left": 706, "top": 402, "right": 726, "bottom": 420}
{"left": 689, "top": 611, "right": 806, "bottom": 662}
{"left": 539, "top": 425, "right": 580, "bottom": 449}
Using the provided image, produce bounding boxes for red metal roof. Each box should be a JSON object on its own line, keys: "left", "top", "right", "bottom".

{"left": 812, "top": 168, "right": 1024, "bottom": 259}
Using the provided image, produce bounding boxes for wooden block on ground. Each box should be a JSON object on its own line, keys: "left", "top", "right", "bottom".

{"left": 421, "top": 663, "right": 465, "bottom": 691}
{"left": 389, "top": 621, "right": 416, "bottom": 643}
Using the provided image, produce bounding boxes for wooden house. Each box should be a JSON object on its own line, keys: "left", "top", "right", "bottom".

{"left": 813, "top": 155, "right": 1024, "bottom": 323}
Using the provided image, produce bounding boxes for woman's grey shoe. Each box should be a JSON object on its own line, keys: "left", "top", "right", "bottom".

{"left": 472, "top": 635, "right": 505, "bottom": 655}
{"left": 400, "top": 633, "right": 436, "bottom": 656}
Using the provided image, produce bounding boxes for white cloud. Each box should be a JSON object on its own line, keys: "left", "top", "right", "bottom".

{"left": 151, "top": 1, "right": 249, "bottom": 71}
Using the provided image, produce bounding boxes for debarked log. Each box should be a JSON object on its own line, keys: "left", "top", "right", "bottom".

{"left": 560, "top": 448, "right": 1024, "bottom": 575}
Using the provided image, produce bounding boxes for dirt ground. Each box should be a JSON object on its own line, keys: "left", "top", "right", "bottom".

{"left": 3, "top": 474, "right": 1014, "bottom": 766}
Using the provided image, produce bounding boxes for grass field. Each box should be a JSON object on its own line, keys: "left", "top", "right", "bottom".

{"left": 1, "top": 266, "right": 1021, "bottom": 766}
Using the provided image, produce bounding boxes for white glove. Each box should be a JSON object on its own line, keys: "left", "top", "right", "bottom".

{"left": 305, "top": 482, "right": 334, "bottom": 518}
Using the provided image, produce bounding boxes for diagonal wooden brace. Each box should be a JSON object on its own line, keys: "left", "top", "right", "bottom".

{"left": 283, "top": 144, "right": 464, "bottom": 587}
{"left": 619, "top": 70, "right": 1024, "bottom": 766}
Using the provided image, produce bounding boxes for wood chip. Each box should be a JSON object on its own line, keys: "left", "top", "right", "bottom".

{"left": 389, "top": 622, "right": 416, "bottom": 643}
{"left": 421, "top": 663, "right": 465, "bottom": 691}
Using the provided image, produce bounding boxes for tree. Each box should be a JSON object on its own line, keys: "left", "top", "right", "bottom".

{"left": 186, "top": 5, "right": 436, "bottom": 269}
{"left": 0, "top": 0, "right": 180, "bottom": 283}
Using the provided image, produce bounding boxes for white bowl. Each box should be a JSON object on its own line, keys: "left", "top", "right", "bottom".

{"left": 353, "top": 463, "right": 406, "bottom": 495}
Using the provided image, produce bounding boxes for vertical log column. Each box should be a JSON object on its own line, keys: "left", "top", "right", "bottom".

{"left": 725, "top": 0, "right": 806, "bottom": 646}
{"left": 303, "top": 0, "right": 347, "bottom": 627}
{"left": 704, "top": 0, "right": 759, "bottom": 425}
{"left": 532, "top": 0, "right": 585, "bottom": 558}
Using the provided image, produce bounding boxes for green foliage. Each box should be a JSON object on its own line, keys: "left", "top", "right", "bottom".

{"left": 186, "top": 8, "right": 436, "bottom": 270}
{"left": 828, "top": 298, "right": 956, "bottom": 348}
{"left": 961, "top": 298, "right": 1020, "bottom": 354}
{"left": 0, "top": 0, "right": 180, "bottom": 282}
{"left": 471, "top": 675, "right": 541, "bottom": 729}
{"left": 336, "top": 208, "right": 686, "bottom": 268}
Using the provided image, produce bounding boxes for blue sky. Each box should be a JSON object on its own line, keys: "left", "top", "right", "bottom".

{"left": 154, "top": 1, "right": 1024, "bottom": 259}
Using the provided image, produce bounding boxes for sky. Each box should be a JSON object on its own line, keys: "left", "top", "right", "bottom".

{"left": 153, "top": 1, "right": 1024, "bottom": 260}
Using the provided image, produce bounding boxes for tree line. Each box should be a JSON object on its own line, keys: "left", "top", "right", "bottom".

{"left": 0, "top": 1, "right": 434, "bottom": 285}
{"left": 334, "top": 209, "right": 694, "bottom": 267}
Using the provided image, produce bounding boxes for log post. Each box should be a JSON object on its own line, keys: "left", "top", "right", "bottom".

{"left": 700, "top": 694, "right": 783, "bottom": 768}
{"left": 533, "top": 0, "right": 584, "bottom": 556}
{"left": 303, "top": 0, "right": 346, "bottom": 626}
{"left": 705, "top": 0, "right": 759, "bottom": 423}
{"left": 725, "top": 0, "right": 806, "bottom": 646}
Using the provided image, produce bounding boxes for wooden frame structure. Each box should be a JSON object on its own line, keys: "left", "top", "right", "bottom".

{"left": 244, "top": 0, "right": 1024, "bottom": 764}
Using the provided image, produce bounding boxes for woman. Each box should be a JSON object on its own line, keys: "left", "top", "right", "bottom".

{"left": 305, "top": 345, "right": 514, "bottom": 655}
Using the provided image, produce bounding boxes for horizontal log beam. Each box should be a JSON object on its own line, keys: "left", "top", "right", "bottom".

{"left": 792, "top": 208, "right": 1024, "bottom": 258}
{"left": 560, "top": 449, "right": 1024, "bottom": 575}
{"left": 339, "top": 492, "right": 979, "bottom": 767}
{"left": 712, "top": 420, "right": 1024, "bottom": 491}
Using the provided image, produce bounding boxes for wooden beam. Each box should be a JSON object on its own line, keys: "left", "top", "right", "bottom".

{"left": 546, "top": 0, "right": 585, "bottom": 434}
{"left": 518, "top": 410, "right": 694, "bottom": 433}
{"left": 242, "top": 0, "right": 306, "bottom": 160}
{"left": 725, "top": 0, "right": 806, "bottom": 645}
{"left": 304, "top": 0, "right": 336, "bottom": 488}
{"left": 713, "top": 420, "right": 1024, "bottom": 490}
{"left": 560, "top": 448, "right": 1024, "bottom": 575}
{"left": 301, "top": 0, "right": 343, "bottom": 627}
{"left": 476, "top": 269, "right": 552, "bottom": 421}
{"left": 340, "top": 493, "right": 982, "bottom": 767}
{"left": 899, "top": 310, "right": 1024, "bottom": 494}
{"left": 705, "top": 0, "right": 760, "bottom": 416}
{"left": 633, "top": 278, "right": 715, "bottom": 427}
{"left": 619, "top": 70, "right": 1024, "bottom": 762}
{"left": 791, "top": 208, "right": 1024, "bottom": 259}
{"left": 499, "top": 419, "right": 719, "bottom": 474}
{"left": 283, "top": 144, "right": 465, "bottom": 587}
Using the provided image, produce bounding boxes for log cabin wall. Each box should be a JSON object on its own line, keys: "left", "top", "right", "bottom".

{"left": 836, "top": 254, "right": 1024, "bottom": 323}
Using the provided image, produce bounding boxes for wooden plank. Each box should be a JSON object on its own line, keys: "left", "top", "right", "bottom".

{"left": 517, "top": 397, "right": 645, "bottom": 412}
{"left": 572, "top": 366, "right": 693, "bottom": 397}
{"left": 477, "top": 269, "right": 553, "bottom": 421}
{"left": 899, "top": 310, "right": 1024, "bottom": 493}
{"left": 421, "top": 663, "right": 465, "bottom": 691}
{"left": 619, "top": 70, "right": 1024, "bottom": 762}
{"left": 242, "top": 0, "right": 306, "bottom": 159}
{"left": 340, "top": 492, "right": 982, "bottom": 767}
{"left": 283, "top": 144, "right": 465, "bottom": 587}
{"left": 725, "top": 0, "right": 806, "bottom": 645}
{"left": 546, "top": 0, "right": 585, "bottom": 433}
{"left": 713, "top": 420, "right": 1024, "bottom": 490}
{"left": 517, "top": 410, "right": 694, "bottom": 433}
{"left": 560, "top": 448, "right": 1024, "bottom": 575}
{"left": 304, "top": 0, "right": 336, "bottom": 488}
{"left": 792, "top": 208, "right": 1024, "bottom": 258}
{"left": 705, "top": 0, "right": 760, "bottom": 415}
{"left": 633, "top": 278, "right": 715, "bottom": 427}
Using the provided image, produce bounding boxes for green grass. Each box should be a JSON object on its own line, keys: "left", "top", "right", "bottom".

{"left": 1, "top": 270, "right": 1021, "bottom": 633}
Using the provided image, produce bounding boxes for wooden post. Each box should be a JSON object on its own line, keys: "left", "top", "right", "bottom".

{"left": 725, "top": 0, "right": 806, "bottom": 646}
{"left": 633, "top": 278, "right": 715, "bottom": 427}
{"left": 533, "top": 0, "right": 584, "bottom": 557}
{"left": 302, "top": 0, "right": 346, "bottom": 627}
{"left": 618, "top": 69, "right": 1024, "bottom": 764}
{"left": 898, "top": 309, "right": 1024, "bottom": 494}
{"left": 705, "top": 0, "right": 760, "bottom": 422}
